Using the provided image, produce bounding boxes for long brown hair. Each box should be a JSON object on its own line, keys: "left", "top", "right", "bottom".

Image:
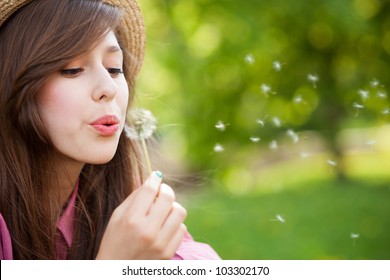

{"left": 0, "top": 0, "right": 144, "bottom": 259}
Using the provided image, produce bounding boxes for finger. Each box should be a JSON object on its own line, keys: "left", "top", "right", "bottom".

{"left": 120, "top": 171, "right": 162, "bottom": 216}
{"left": 163, "top": 223, "right": 187, "bottom": 259}
{"left": 159, "top": 202, "right": 187, "bottom": 242}
{"left": 147, "top": 183, "right": 176, "bottom": 227}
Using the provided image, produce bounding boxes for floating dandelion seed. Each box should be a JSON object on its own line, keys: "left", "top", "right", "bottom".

{"left": 370, "top": 79, "right": 380, "bottom": 88}
{"left": 377, "top": 90, "right": 387, "bottom": 99}
{"left": 307, "top": 73, "right": 319, "bottom": 88}
{"left": 260, "top": 83, "right": 272, "bottom": 97}
{"left": 300, "top": 151, "right": 309, "bottom": 159}
{"left": 272, "top": 117, "right": 281, "bottom": 128}
{"left": 353, "top": 102, "right": 364, "bottom": 109}
{"left": 367, "top": 140, "right": 377, "bottom": 152}
{"left": 256, "top": 115, "right": 268, "bottom": 127}
{"left": 269, "top": 140, "right": 278, "bottom": 150}
{"left": 286, "top": 129, "right": 299, "bottom": 143}
{"left": 256, "top": 119, "right": 265, "bottom": 127}
{"left": 293, "top": 95, "right": 303, "bottom": 104}
{"left": 358, "top": 89, "right": 369, "bottom": 101}
{"left": 272, "top": 60, "right": 283, "bottom": 71}
{"left": 350, "top": 233, "right": 360, "bottom": 246}
{"left": 213, "top": 143, "right": 224, "bottom": 153}
{"left": 215, "top": 120, "right": 227, "bottom": 131}
{"left": 125, "top": 108, "right": 157, "bottom": 174}
{"left": 382, "top": 108, "right": 390, "bottom": 115}
{"left": 244, "top": 54, "right": 255, "bottom": 65}
{"left": 327, "top": 159, "right": 337, "bottom": 167}
{"left": 249, "top": 136, "right": 261, "bottom": 143}
{"left": 353, "top": 102, "right": 364, "bottom": 117}
{"left": 270, "top": 214, "right": 285, "bottom": 223}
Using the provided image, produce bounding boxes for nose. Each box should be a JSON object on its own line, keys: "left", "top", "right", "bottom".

{"left": 92, "top": 66, "right": 117, "bottom": 102}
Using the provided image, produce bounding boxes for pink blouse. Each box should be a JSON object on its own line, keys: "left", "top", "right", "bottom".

{"left": 0, "top": 185, "right": 220, "bottom": 260}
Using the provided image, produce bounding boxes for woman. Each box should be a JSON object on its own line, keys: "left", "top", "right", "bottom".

{"left": 0, "top": 0, "right": 220, "bottom": 260}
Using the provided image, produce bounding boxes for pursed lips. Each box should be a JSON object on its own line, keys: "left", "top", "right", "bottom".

{"left": 90, "top": 115, "right": 120, "bottom": 136}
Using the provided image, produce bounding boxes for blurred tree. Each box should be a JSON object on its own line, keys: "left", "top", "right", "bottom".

{"left": 137, "top": 0, "right": 390, "bottom": 183}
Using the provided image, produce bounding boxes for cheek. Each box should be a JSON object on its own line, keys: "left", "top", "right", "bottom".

{"left": 36, "top": 79, "right": 81, "bottom": 127}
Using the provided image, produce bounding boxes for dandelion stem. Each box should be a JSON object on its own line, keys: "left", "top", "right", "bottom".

{"left": 141, "top": 137, "right": 152, "bottom": 174}
{"left": 125, "top": 108, "right": 156, "bottom": 175}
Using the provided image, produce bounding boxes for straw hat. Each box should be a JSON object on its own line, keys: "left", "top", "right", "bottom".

{"left": 0, "top": 0, "right": 145, "bottom": 79}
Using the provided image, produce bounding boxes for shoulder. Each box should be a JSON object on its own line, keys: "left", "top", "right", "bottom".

{"left": 0, "top": 213, "right": 13, "bottom": 260}
{"left": 172, "top": 230, "right": 221, "bottom": 260}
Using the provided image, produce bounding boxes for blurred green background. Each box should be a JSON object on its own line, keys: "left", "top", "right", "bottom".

{"left": 135, "top": 0, "right": 390, "bottom": 259}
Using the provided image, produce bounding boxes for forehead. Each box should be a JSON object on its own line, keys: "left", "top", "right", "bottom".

{"left": 97, "top": 30, "right": 122, "bottom": 52}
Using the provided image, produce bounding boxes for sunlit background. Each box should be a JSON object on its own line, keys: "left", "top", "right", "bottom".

{"left": 135, "top": 0, "right": 390, "bottom": 259}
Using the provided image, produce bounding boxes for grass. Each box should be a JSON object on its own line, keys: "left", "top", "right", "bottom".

{"left": 182, "top": 179, "right": 390, "bottom": 259}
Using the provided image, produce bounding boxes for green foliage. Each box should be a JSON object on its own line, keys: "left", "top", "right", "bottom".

{"left": 138, "top": 0, "right": 390, "bottom": 174}
{"left": 135, "top": 0, "right": 390, "bottom": 260}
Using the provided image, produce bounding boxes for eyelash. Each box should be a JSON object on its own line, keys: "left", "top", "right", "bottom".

{"left": 61, "top": 68, "right": 83, "bottom": 76}
{"left": 60, "top": 68, "right": 124, "bottom": 77}
{"left": 107, "top": 68, "right": 124, "bottom": 76}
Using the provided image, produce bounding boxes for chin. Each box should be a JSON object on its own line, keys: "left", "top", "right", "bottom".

{"left": 89, "top": 157, "right": 115, "bottom": 165}
{"left": 85, "top": 152, "right": 117, "bottom": 165}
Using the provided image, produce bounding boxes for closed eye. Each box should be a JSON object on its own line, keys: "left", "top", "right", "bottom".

{"left": 61, "top": 68, "right": 84, "bottom": 77}
{"left": 107, "top": 68, "right": 123, "bottom": 77}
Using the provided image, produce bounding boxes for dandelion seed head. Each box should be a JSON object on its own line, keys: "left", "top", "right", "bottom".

{"left": 125, "top": 108, "right": 157, "bottom": 140}
{"left": 215, "top": 120, "right": 227, "bottom": 131}
{"left": 244, "top": 54, "right": 255, "bottom": 65}
{"left": 250, "top": 136, "right": 261, "bottom": 143}
{"left": 213, "top": 143, "right": 224, "bottom": 153}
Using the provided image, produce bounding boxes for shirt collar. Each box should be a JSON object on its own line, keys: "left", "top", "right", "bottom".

{"left": 57, "top": 181, "right": 78, "bottom": 247}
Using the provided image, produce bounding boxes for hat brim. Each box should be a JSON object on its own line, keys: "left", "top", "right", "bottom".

{"left": 103, "top": 0, "right": 145, "bottom": 84}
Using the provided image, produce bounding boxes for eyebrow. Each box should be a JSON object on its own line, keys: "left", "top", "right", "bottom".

{"left": 107, "top": 45, "right": 122, "bottom": 53}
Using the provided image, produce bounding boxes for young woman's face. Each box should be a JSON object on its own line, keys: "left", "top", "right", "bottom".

{"left": 36, "top": 31, "right": 129, "bottom": 165}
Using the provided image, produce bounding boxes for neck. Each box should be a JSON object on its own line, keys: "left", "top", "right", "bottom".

{"left": 50, "top": 153, "right": 84, "bottom": 210}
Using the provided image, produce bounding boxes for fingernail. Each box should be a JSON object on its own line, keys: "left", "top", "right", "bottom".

{"left": 147, "top": 171, "right": 163, "bottom": 190}
{"left": 154, "top": 171, "right": 163, "bottom": 179}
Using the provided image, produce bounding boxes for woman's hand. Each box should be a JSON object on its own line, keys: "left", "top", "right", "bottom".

{"left": 96, "top": 171, "right": 187, "bottom": 259}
